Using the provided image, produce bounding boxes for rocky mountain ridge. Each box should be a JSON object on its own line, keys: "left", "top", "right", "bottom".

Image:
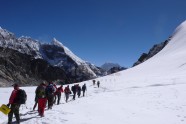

{"left": 133, "top": 39, "right": 170, "bottom": 66}
{"left": 0, "top": 27, "right": 101, "bottom": 86}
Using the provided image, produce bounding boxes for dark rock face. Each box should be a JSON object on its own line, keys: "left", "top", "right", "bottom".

{"left": 100, "top": 63, "right": 127, "bottom": 75}
{"left": 40, "top": 44, "right": 97, "bottom": 82}
{"left": 133, "top": 40, "right": 169, "bottom": 67}
{"left": 101, "top": 63, "right": 121, "bottom": 71}
{"left": 107, "top": 67, "right": 126, "bottom": 75}
{"left": 0, "top": 47, "right": 69, "bottom": 87}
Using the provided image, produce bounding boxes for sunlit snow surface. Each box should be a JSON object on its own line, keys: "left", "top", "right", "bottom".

{"left": 1, "top": 21, "right": 186, "bottom": 124}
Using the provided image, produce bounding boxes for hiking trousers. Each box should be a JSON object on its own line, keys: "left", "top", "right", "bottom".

{"left": 47, "top": 94, "right": 54, "bottom": 109}
{"left": 65, "top": 93, "right": 70, "bottom": 102}
{"left": 82, "top": 91, "right": 85, "bottom": 97}
{"left": 38, "top": 98, "right": 47, "bottom": 116}
{"left": 8, "top": 104, "right": 20, "bottom": 124}
{"left": 73, "top": 92, "right": 76, "bottom": 100}
{"left": 57, "top": 93, "right": 61, "bottom": 105}
{"left": 77, "top": 91, "right": 81, "bottom": 98}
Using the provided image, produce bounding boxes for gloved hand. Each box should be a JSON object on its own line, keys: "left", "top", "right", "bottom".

{"left": 7, "top": 104, "right": 10, "bottom": 107}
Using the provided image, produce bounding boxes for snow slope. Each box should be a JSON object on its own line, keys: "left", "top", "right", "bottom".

{"left": 0, "top": 21, "right": 186, "bottom": 124}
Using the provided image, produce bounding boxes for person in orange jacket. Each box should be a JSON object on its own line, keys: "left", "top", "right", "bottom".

{"left": 7, "top": 83, "right": 20, "bottom": 124}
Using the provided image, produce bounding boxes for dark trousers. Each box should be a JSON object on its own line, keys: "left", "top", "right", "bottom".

{"left": 8, "top": 104, "right": 20, "bottom": 124}
{"left": 65, "top": 93, "right": 69, "bottom": 102}
{"left": 73, "top": 92, "right": 76, "bottom": 100}
{"left": 47, "top": 94, "right": 54, "bottom": 109}
{"left": 54, "top": 95, "right": 57, "bottom": 104}
{"left": 82, "top": 91, "right": 85, "bottom": 97}
{"left": 77, "top": 91, "right": 81, "bottom": 98}
{"left": 57, "top": 93, "right": 61, "bottom": 105}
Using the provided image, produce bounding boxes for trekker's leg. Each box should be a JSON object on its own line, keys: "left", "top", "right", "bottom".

{"left": 38, "top": 98, "right": 42, "bottom": 115}
{"left": 78, "top": 92, "right": 80, "bottom": 98}
{"left": 48, "top": 95, "right": 54, "bottom": 109}
{"left": 57, "top": 94, "right": 61, "bottom": 105}
{"left": 40, "top": 98, "right": 47, "bottom": 117}
{"left": 73, "top": 92, "right": 76, "bottom": 100}
{"left": 65, "top": 94, "right": 68, "bottom": 102}
{"left": 14, "top": 104, "right": 20, "bottom": 124}
{"left": 48, "top": 97, "right": 51, "bottom": 109}
{"left": 51, "top": 95, "right": 54, "bottom": 108}
{"left": 73, "top": 93, "right": 75, "bottom": 100}
{"left": 83, "top": 91, "right": 85, "bottom": 97}
{"left": 33, "top": 101, "right": 37, "bottom": 110}
{"left": 54, "top": 95, "right": 56, "bottom": 104}
{"left": 8, "top": 104, "right": 15, "bottom": 124}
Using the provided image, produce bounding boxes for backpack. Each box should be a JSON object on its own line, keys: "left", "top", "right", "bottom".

{"left": 82, "top": 85, "right": 86, "bottom": 91}
{"left": 46, "top": 85, "right": 54, "bottom": 95}
{"left": 65, "top": 87, "right": 71, "bottom": 94}
{"left": 16, "top": 89, "right": 27, "bottom": 104}
{"left": 37, "top": 85, "right": 46, "bottom": 98}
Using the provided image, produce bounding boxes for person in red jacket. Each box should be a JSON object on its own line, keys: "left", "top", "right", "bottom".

{"left": 55, "top": 85, "right": 63, "bottom": 105}
{"left": 7, "top": 83, "right": 20, "bottom": 124}
{"left": 64, "top": 85, "right": 71, "bottom": 103}
{"left": 36, "top": 82, "right": 47, "bottom": 117}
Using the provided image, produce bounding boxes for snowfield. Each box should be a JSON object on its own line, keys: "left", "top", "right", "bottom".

{"left": 1, "top": 20, "right": 186, "bottom": 124}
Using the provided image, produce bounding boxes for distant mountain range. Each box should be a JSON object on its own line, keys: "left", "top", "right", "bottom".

{"left": 100, "top": 62, "right": 127, "bottom": 75}
{"left": 0, "top": 26, "right": 168, "bottom": 87}
{"left": 0, "top": 27, "right": 102, "bottom": 86}
{"left": 0, "top": 27, "right": 125, "bottom": 86}
{"left": 101, "top": 62, "right": 121, "bottom": 71}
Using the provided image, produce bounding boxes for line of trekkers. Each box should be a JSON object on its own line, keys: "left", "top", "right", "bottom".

{"left": 6, "top": 82, "right": 87, "bottom": 124}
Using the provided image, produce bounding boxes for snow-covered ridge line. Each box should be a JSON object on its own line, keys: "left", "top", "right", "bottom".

{"left": 0, "top": 28, "right": 42, "bottom": 59}
{"left": 51, "top": 38, "right": 85, "bottom": 65}
{"left": 0, "top": 26, "right": 98, "bottom": 78}
{"left": 0, "top": 27, "right": 86, "bottom": 65}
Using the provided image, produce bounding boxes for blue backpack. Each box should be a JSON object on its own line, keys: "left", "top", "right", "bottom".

{"left": 46, "top": 85, "right": 54, "bottom": 95}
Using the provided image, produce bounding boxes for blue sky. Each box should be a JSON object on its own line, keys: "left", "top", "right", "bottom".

{"left": 0, "top": 0, "right": 186, "bottom": 67}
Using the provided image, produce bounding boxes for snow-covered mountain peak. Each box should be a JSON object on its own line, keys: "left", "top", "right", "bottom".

{"left": 0, "top": 27, "right": 14, "bottom": 38}
{"left": 19, "top": 36, "right": 32, "bottom": 40}
{"left": 101, "top": 62, "right": 121, "bottom": 71}
{"left": 18, "top": 36, "right": 39, "bottom": 44}
{"left": 52, "top": 38, "right": 64, "bottom": 48}
{"left": 50, "top": 38, "right": 85, "bottom": 65}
